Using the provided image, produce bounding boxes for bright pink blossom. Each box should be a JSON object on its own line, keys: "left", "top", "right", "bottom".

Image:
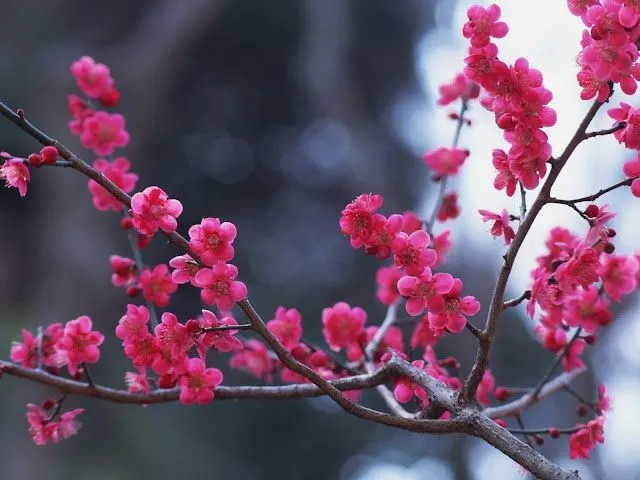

{"left": 57, "top": 408, "right": 84, "bottom": 441}
{"left": 198, "top": 309, "right": 243, "bottom": 353}
{"left": 178, "top": 357, "right": 223, "bottom": 405}
{"left": 267, "top": 307, "right": 303, "bottom": 350}
{"left": 478, "top": 208, "right": 515, "bottom": 245}
{"left": 401, "top": 210, "right": 423, "bottom": 234}
{"left": 169, "top": 254, "right": 201, "bottom": 285}
{"left": 364, "top": 214, "right": 403, "bottom": 259}
{"left": 321, "top": 302, "right": 366, "bottom": 352}
{"left": 423, "top": 147, "right": 469, "bottom": 176}
{"left": 432, "top": 231, "right": 453, "bottom": 268}
{"left": 562, "top": 338, "right": 586, "bottom": 372}
{"left": 0, "top": 158, "right": 30, "bottom": 197}
{"left": 564, "top": 286, "right": 612, "bottom": 334}
{"left": 339, "top": 193, "right": 384, "bottom": 249}
{"left": 391, "top": 230, "right": 438, "bottom": 275}
{"left": 598, "top": 384, "right": 613, "bottom": 412}
{"left": 125, "top": 370, "right": 151, "bottom": 394}
{"left": 56, "top": 316, "right": 104, "bottom": 376}
{"left": 463, "top": 4, "right": 509, "bottom": 48}
{"left": 476, "top": 369, "right": 495, "bottom": 406}
{"left": 229, "top": 339, "right": 273, "bottom": 380}
{"left": 110, "top": 255, "right": 138, "bottom": 287}
{"left": 71, "top": 56, "right": 114, "bottom": 98}
{"left": 188, "top": 217, "right": 237, "bottom": 266}
{"left": 428, "top": 279, "right": 481, "bottom": 333}
{"left": 154, "top": 312, "right": 194, "bottom": 361}
{"left": 139, "top": 264, "right": 178, "bottom": 307}
{"left": 80, "top": 111, "right": 129, "bottom": 156}
{"left": 130, "top": 186, "right": 183, "bottom": 235}
{"left": 10, "top": 329, "right": 38, "bottom": 368}
{"left": 393, "top": 360, "right": 429, "bottom": 406}
{"left": 622, "top": 155, "right": 640, "bottom": 196}
{"left": 410, "top": 316, "right": 443, "bottom": 349}
{"left": 569, "top": 416, "right": 605, "bottom": 460}
{"left": 397, "top": 269, "right": 455, "bottom": 317}
{"left": 115, "top": 304, "right": 150, "bottom": 342}
{"left": 193, "top": 262, "right": 248, "bottom": 309}
{"left": 375, "top": 266, "right": 403, "bottom": 306}
{"left": 437, "top": 73, "right": 480, "bottom": 106}
{"left": 436, "top": 192, "right": 460, "bottom": 222}
{"left": 598, "top": 254, "right": 639, "bottom": 301}
{"left": 88, "top": 158, "right": 138, "bottom": 211}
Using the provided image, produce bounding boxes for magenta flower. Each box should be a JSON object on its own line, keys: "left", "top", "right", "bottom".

{"left": 188, "top": 217, "right": 237, "bottom": 266}
{"left": 229, "top": 339, "right": 273, "bottom": 381}
{"left": 194, "top": 262, "right": 248, "bottom": 310}
{"left": 397, "top": 269, "right": 455, "bottom": 317}
{"left": 564, "top": 286, "right": 612, "bottom": 334}
{"left": 198, "top": 309, "right": 243, "bottom": 353}
{"left": 339, "top": 193, "right": 384, "bottom": 249}
{"left": 56, "top": 316, "right": 105, "bottom": 376}
{"left": 139, "top": 264, "right": 178, "bottom": 307}
{"left": 375, "top": 265, "right": 403, "bottom": 306}
{"left": 178, "top": 358, "right": 223, "bottom": 405}
{"left": 80, "top": 111, "right": 129, "bottom": 156}
{"left": 88, "top": 157, "right": 138, "bottom": 211}
{"left": 422, "top": 147, "right": 469, "bottom": 176}
{"left": 391, "top": 230, "right": 438, "bottom": 276}
{"left": 0, "top": 158, "right": 30, "bottom": 197}
{"left": 71, "top": 56, "right": 114, "bottom": 98}
{"left": 267, "top": 307, "right": 303, "bottom": 350}
{"left": 130, "top": 186, "right": 183, "bottom": 236}
{"left": 169, "top": 254, "right": 201, "bottom": 285}
{"left": 428, "top": 279, "right": 481, "bottom": 333}
{"left": 462, "top": 4, "right": 509, "bottom": 48}
{"left": 598, "top": 253, "right": 639, "bottom": 301}
{"left": 478, "top": 208, "right": 515, "bottom": 245}
{"left": 321, "top": 302, "right": 366, "bottom": 352}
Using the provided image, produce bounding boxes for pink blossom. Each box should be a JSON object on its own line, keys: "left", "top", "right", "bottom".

{"left": 568, "top": 0, "right": 600, "bottom": 19}
{"left": 154, "top": 312, "right": 194, "bottom": 362}
{"left": 364, "top": 214, "right": 403, "bottom": 259}
{"left": 115, "top": 304, "right": 150, "bottom": 342}
{"left": 432, "top": 231, "right": 453, "bottom": 267}
{"left": 56, "top": 316, "right": 104, "bottom": 376}
{"left": 0, "top": 158, "right": 30, "bottom": 197}
{"left": 57, "top": 408, "right": 84, "bottom": 441}
{"left": 392, "top": 360, "right": 429, "bottom": 406}
{"left": 198, "top": 309, "right": 243, "bottom": 353}
{"left": 564, "top": 286, "right": 612, "bottom": 334}
{"left": 463, "top": 4, "right": 509, "bottom": 48}
{"left": 130, "top": 186, "right": 183, "bottom": 236}
{"left": 169, "top": 254, "right": 201, "bottom": 285}
{"left": 178, "top": 357, "right": 223, "bottom": 405}
{"left": 193, "top": 262, "right": 248, "bottom": 309}
{"left": 555, "top": 247, "right": 600, "bottom": 293}
{"left": 436, "top": 192, "right": 460, "bottom": 222}
{"left": 422, "top": 147, "right": 469, "bottom": 176}
{"left": 598, "top": 254, "right": 639, "bottom": 301}
{"left": 569, "top": 416, "right": 605, "bottom": 459}
{"left": 598, "top": 384, "right": 613, "bottom": 412}
{"left": 339, "top": 193, "right": 384, "bottom": 249}
{"left": 535, "top": 318, "right": 568, "bottom": 353}
{"left": 321, "top": 302, "right": 366, "bottom": 352}
{"left": 110, "top": 255, "right": 138, "bottom": 287}
{"left": 401, "top": 210, "right": 423, "bottom": 233}
{"left": 622, "top": 155, "right": 640, "bottom": 196}
{"left": 398, "top": 269, "right": 455, "bottom": 317}
{"left": 437, "top": 73, "right": 480, "bottom": 106}
{"left": 476, "top": 369, "right": 496, "bottom": 406}
{"left": 391, "top": 230, "right": 438, "bottom": 275}
{"left": 608, "top": 102, "right": 640, "bottom": 150}
{"left": 26, "top": 404, "right": 58, "bottom": 446}
{"left": 88, "top": 157, "right": 138, "bottom": 211}
{"left": 375, "top": 266, "right": 403, "bottom": 306}
{"left": 267, "top": 307, "right": 303, "bottom": 350}
{"left": 562, "top": 338, "right": 586, "bottom": 372}
{"left": 492, "top": 149, "right": 518, "bottom": 196}
{"left": 478, "top": 208, "right": 515, "bottom": 245}
{"left": 229, "top": 339, "right": 273, "bottom": 380}
{"left": 188, "top": 217, "right": 237, "bottom": 266}
{"left": 125, "top": 370, "right": 151, "bottom": 394}
{"left": 410, "top": 316, "right": 443, "bottom": 349}
{"left": 80, "top": 111, "right": 129, "bottom": 156}
{"left": 139, "top": 264, "right": 178, "bottom": 307}
{"left": 428, "top": 279, "right": 481, "bottom": 333}
{"left": 70, "top": 56, "right": 114, "bottom": 98}
{"left": 10, "top": 329, "right": 38, "bottom": 368}
{"left": 123, "top": 333, "right": 160, "bottom": 369}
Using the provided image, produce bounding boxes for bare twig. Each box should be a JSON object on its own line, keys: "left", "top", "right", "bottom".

{"left": 200, "top": 324, "right": 253, "bottom": 333}
{"left": 549, "top": 177, "right": 635, "bottom": 205}
{"left": 582, "top": 122, "right": 625, "bottom": 140}
{"left": 503, "top": 290, "right": 531, "bottom": 309}
{"left": 531, "top": 328, "right": 582, "bottom": 400}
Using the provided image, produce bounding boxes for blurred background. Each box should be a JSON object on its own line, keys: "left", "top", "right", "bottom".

{"left": 1, "top": 0, "right": 638, "bottom": 479}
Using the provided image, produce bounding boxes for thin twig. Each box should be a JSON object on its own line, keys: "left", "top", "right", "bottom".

{"left": 519, "top": 182, "right": 527, "bottom": 219}
{"left": 582, "top": 122, "right": 625, "bottom": 140}
{"left": 531, "top": 328, "right": 582, "bottom": 400}
{"left": 200, "top": 324, "right": 253, "bottom": 333}
{"left": 549, "top": 177, "right": 635, "bottom": 205}
{"left": 503, "top": 290, "right": 531, "bottom": 309}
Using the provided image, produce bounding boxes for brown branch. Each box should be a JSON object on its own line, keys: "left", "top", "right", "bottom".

{"left": 549, "top": 177, "right": 635, "bottom": 205}
{"left": 462, "top": 95, "right": 608, "bottom": 404}
{"left": 503, "top": 290, "right": 531, "bottom": 309}
{"left": 482, "top": 368, "right": 586, "bottom": 419}
{"left": 200, "top": 324, "right": 253, "bottom": 333}
{"left": 0, "top": 359, "right": 393, "bottom": 403}
{"left": 531, "top": 328, "right": 583, "bottom": 400}
{"left": 582, "top": 122, "right": 625, "bottom": 140}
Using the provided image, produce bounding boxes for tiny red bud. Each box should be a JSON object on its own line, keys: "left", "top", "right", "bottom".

{"left": 185, "top": 319, "right": 201, "bottom": 335}
{"left": 99, "top": 87, "right": 121, "bottom": 107}
{"left": 603, "top": 242, "right": 615, "bottom": 254}
{"left": 126, "top": 286, "right": 140, "bottom": 297}
{"left": 494, "top": 386, "right": 509, "bottom": 402}
{"left": 494, "top": 418, "right": 506, "bottom": 428}
{"left": 448, "top": 112, "right": 460, "bottom": 120}
{"left": 28, "top": 153, "right": 42, "bottom": 167}
{"left": 16, "top": 108, "right": 25, "bottom": 118}
{"left": 465, "top": 119, "right": 472, "bottom": 126}
{"left": 291, "top": 345, "right": 308, "bottom": 361}
{"left": 584, "top": 204, "right": 599, "bottom": 218}
{"left": 576, "top": 404, "right": 588, "bottom": 417}
{"left": 584, "top": 334, "right": 596, "bottom": 345}
{"left": 40, "top": 146, "right": 59, "bottom": 165}
{"left": 548, "top": 428, "right": 560, "bottom": 439}
{"left": 607, "top": 228, "right": 617, "bottom": 238}
{"left": 534, "top": 434, "right": 545, "bottom": 446}
{"left": 120, "top": 216, "right": 133, "bottom": 230}
{"left": 41, "top": 399, "right": 56, "bottom": 410}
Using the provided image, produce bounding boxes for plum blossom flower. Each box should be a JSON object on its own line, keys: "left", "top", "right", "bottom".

{"left": 139, "top": 264, "right": 178, "bottom": 307}
{"left": 478, "top": 208, "right": 515, "bottom": 245}
{"left": 321, "top": 302, "right": 366, "bottom": 352}
{"left": 267, "top": 307, "right": 303, "bottom": 350}
{"left": 188, "top": 217, "right": 237, "bottom": 266}
{"left": 598, "top": 253, "right": 639, "bottom": 301}
{"left": 428, "top": 279, "right": 481, "bottom": 333}
{"left": 88, "top": 157, "right": 138, "bottom": 211}
{"left": 462, "top": 4, "right": 509, "bottom": 48}
{"left": 80, "top": 111, "right": 129, "bottom": 156}
{"left": 423, "top": 147, "right": 469, "bottom": 176}
{"left": 110, "top": 255, "right": 138, "bottom": 287}
{"left": 397, "top": 269, "right": 455, "bottom": 317}
{"left": 178, "top": 358, "right": 223, "bottom": 405}
{"left": 229, "top": 339, "right": 273, "bottom": 380}
{"left": 70, "top": 56, "right": 114, "bottom": 98}
{"left": 476, "top": 369, "right": 495, "bottom": 406}
{"left": 375, "top": 266, "right": 403, "bottom": 306}
{"left": 0, "top": 158, "right": 30, "bottom": 197}
{"left": 339, "top": 193, "right": 384, "bottom": 249}
{"left": 169, "top": 254, "right": 201, "bottom": 285}
{"left": 193, "top": 262, "right": 248, "bottom": 310}
{"left": 197, "top": 309, "right": 243, "bottom": 353}
{"left": 130, "top": 186, "right": 183, "bottom": 236}
{"left": 391, "top": 230, "right": 438, "bottom": 275}
{"left": 55, "top": 316, "right": 104, "bottom": 376}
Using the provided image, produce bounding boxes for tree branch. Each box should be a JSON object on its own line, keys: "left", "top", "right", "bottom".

{"left": 549, "top": 177, "right": 635, "bottom": 205}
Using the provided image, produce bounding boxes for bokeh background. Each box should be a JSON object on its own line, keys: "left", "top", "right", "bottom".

{"left": 1, "top": 0, "right": 638, "bottom": 479}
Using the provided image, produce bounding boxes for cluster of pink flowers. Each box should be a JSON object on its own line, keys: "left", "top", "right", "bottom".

{"left": 11, "top": 316, "right": 104, "bottom": 377}
{"left": 116, "top": 305, "right": 226, "bottom": 404}
{"left": 571, "top": 0, "right": 640, "bottom": 101}
{"left": 607, "top": 101, "right": 640, "bottom": 197}
{"left": 529, "top": 215, "right": 638, "bottom": 372}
